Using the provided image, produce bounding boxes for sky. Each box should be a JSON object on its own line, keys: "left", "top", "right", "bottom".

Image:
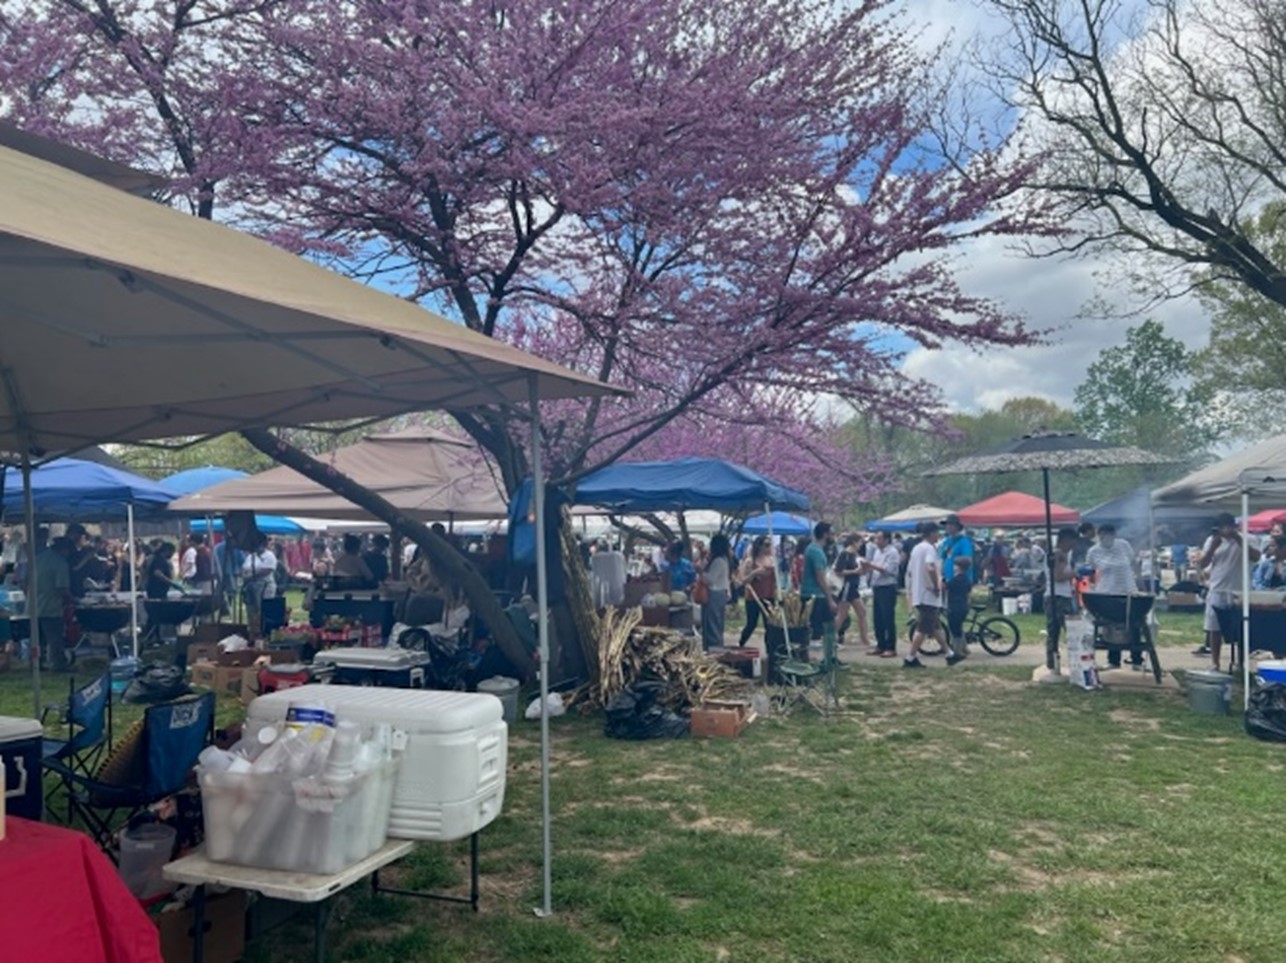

{"left": 893, "top": 0, "right": 1209, "bottom": 414}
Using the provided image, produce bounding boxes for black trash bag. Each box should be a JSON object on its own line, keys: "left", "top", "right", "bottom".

{"left": 604, "top": 681, "right": 689, "bottom": 740}
{"left": 122, "top": 661, "right": 190, "bottom": 704}
{"left": 1245, "top": 683, "right": 1286, "bottom": 742}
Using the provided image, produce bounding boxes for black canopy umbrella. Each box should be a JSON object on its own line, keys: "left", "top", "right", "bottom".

{"left": 926, "top": 432, "right": 1167, "bottom": 671}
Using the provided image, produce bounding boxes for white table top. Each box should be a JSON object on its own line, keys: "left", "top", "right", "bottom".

{"left": 162, "top": 840, "right": 414, "bottom": 903}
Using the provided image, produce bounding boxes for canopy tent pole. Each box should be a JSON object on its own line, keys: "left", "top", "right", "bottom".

{"left": 22, "top": 453, "right": 42, "bottom": 718}
{"left": 1242, "top": 490, "right": 1252, "bottom": 710}
{"left": 1042, "top": 467, "right": 1058, "bottom": 673}
{"left": 128, "top": 502, "right": 140, "bottom": 658}
{"left": 529, "top": 375, "right": 553, "bottom": 919}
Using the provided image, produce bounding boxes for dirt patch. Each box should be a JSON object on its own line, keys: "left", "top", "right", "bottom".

{"left": 686, "top": 813, "right": 780, "bottom": 837}
{"left": 1109, "top": 709, "right": 1163, "bottom": 731}
{"left": 921, "top": 887, "right": 974, "bottom": 904}
{"left": 761, "top": 761, "right": 826, "bottom": 783}
{"left": 597, "top": 846, "right": 647, "bottom": 865}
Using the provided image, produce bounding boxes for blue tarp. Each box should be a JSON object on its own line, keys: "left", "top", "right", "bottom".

{"left": 865, "top": 518, "right": 925, "bottom": 533}
{"left": 159, "top": 466, "right": 248, "bottom": 495}
{"left": 1, "top": 457, "right": 177, "bottom": 521}
{"left": 191, "top": 516, "right": 304, "bottom": 535}
{"left": 162, "top": 466, "right": 305, "bottom": 535}
{"left": 574, "top": 457, "right": 809, "bottom": 514}
{"left": 742, "top": 511, "right": 813, "bottom": 536}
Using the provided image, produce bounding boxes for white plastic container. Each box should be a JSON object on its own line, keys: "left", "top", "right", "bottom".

{"left": 1001, "top": 597, "right": 1019, "bottom": 616}
{"left": 200, "top": 756, "right": 398, "bottom": 874}
{"left": 246, "top": 685, "right": 506, "bottom": 842}
{"left": 118, "top": 823, "right": 177, "bottom": 898}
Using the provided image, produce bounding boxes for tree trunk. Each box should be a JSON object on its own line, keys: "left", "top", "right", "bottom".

{"left": 239, "top": 428, "right": 535, "bottom": 680}
{"left": 557, "top": 506, "right": 601, "bottom": 681}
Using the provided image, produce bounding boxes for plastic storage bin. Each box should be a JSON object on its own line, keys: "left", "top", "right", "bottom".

{"left": 246, "top": 685, "right": 506, "bottom": 841}
{"left": 200, "top": 756, "right": 398, "bottom": 874}
{"left": 0, "top": 716, "right": 43, "bottom": 821}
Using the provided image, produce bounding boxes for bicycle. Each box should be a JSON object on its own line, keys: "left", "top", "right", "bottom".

{"left": 905, "top": 603, "right": 1021, "bottom": 657}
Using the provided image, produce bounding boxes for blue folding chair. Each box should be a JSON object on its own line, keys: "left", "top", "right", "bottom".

{"left": 41, "top": 673, "right": 113, "bottom": 821}
{"left": 45, "top": 691, "right": 215, "bottom": 856}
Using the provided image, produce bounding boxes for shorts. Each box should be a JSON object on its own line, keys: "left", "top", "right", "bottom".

{"left": 1204, "top": 592, "right": 1236, "bottom": 632}
{"left": 805, "top": 595, "right": 833, "bottom": 639}
{"left": 915, "top": 604, "right": 941, "bottom": 635}
{"left": 843, "top": 583, "right": 862, "bottom": 603}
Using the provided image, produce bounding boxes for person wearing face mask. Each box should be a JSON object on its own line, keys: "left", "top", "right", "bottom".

{"left": 1085, "top": 523, "right": 1142, "bottom": 669}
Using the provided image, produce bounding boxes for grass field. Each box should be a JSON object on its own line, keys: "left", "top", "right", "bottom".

{"left": 7, "top": 599, "right": 1272, "bottom": 963}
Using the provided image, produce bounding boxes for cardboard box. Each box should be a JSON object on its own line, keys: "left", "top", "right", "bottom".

{"left": 192, "top": 623, "right": 250, "bottom": 645}
{"left": 156, "top": 891, "right": 246, "bottom": 963}
{"left": 185, "top": 642, "right": 218, "bottom": 666}
{"left": 690, "top": 700, "right": 753, "bottom": 738}
{"left": 191, "top": 663, "right": 243, "bottom": 697}
{"left": 215, "top": 648, "right": 260, "bottom": 668}
{"left": 624, "top": 579, "right": 663, "bottom": 607}
{"left": 640, "top": 606, "right": 669, "bottom": 627}
{"left": 239, "top": 666, "right": 262, "bottom": 706}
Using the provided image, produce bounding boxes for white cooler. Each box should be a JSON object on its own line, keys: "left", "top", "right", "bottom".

{"left": 245, "top": 684, "right": 506, "bottom": 841}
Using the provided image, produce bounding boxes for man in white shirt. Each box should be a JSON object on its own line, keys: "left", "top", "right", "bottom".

{"left": 866, "top": 530, "right": 902, "bottom": 657}
{"left": 904, "top": 522, "right": 942, "bottom": 669}
{"left": 1201, "top": 513, "right": 1258, "bottom": 672}
{"left": 1085, "top": 524, "right": 1141, "bottom": 669}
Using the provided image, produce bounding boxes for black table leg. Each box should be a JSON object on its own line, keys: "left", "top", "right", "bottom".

{"left": 314, "top": 898, "right": 332, "bottom": 963}
{"left": 192, "top": 884, "right": 206, "bottom": 963}
{"left": 470, "top": 832, "right": 479, "bottom": 912}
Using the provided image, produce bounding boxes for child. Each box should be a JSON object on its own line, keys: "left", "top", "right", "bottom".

{"left": 945, "top": 554, "right": 973, "bottom": 666}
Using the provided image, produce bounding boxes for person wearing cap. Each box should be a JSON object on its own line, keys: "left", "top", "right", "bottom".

{"left": 904, "top": 520, "right": 943, "bottom": 669}
{"left": 939, "top": 515, "right": 974, "bottom": 583}
{"left": 1200, "top": 513, "right": 1258, "bottom": 672}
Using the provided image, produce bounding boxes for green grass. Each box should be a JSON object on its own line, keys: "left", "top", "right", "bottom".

{"left": 5, "top": 600, "right": 1264, "bottom": 963}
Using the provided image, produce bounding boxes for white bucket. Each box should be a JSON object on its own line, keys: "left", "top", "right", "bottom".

{"left": 1001, "top": 598, "right": 1019, "bottom": 616}
{"left": 476, "top": 676, "right": 520, "bottom": 725}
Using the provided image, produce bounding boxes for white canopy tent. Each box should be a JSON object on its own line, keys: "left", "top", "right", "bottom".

{"left": 1, "top": 130, "right": 623, "bottom": 915}
{"left": 1228, "top": 470, "right": 1286, "bottom": 709}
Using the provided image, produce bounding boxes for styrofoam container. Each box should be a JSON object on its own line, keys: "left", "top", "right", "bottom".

{"left": 200, "top": 756, "right": 398, "bottom": 874}
{"left": 246, "top": 685, "right": 506, "bottom": 841}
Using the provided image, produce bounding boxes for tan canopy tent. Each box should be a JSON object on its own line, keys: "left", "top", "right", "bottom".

{"left": 169, "top": 427, "right": 507, "bottom": 521}
{"left": 2, "top": 133, "right": 617, "bottom": 913}
{"left": 0, "top": 143, "right": 616, "bottom": 454}
{"left": 1151, "top": 432, "right": 1286, "bottom": 512}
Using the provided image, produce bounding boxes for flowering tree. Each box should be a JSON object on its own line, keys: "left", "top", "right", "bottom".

{"left": 0, "top": 0, "right": 1051, "bottom": 669}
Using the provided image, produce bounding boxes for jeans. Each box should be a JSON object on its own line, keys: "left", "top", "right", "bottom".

{"left": 947, "top": 605, "right": 967, "bottom": 657}
{"left": 872, "top": 584, "right": 897, "bottom": 652}
{"left": 701, "top": 589, "right": 728, "bottom": 650}
{"left": 739, "top": 597, "right": 767, "bottom": 645}
{"left": 38, "top": 615, "right": 67, "bottom": 671}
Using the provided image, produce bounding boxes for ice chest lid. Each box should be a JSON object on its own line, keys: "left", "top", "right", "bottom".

{"left": 248, "top": 683, "right": 503, "bottom": 731}
{"left": 0, "top": 714, "right": 43, "bottom": 741}
{"left": 313, "top": 647, "right": 430, "bottom": 668}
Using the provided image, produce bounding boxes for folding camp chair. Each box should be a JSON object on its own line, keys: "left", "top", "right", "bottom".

{"left": 41, "top": 672, "right": 113, "bottom": 821}
{"left": 749, "top": 588, "right": 839, "bottom": 717}
{"left": 45, "top": 691, "right": 215, "bottom": 857}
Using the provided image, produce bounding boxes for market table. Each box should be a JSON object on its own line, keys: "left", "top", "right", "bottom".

{"left": 0, "top": 816, "right": 163, "bottom": 963}
{"left": 164, "top": 839, "right": 415, "bottom": 963}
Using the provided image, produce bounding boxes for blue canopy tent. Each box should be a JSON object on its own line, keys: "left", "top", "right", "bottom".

{"left": 160, "top": 466, "right": 305, "bottom": 536}
{"left": 0, "top": 458, "right": 180, "bottom": 657}
{"left": 743, "top": 511, "right": 812, "bottom": 536}
{"left": 574, "top": 457, "right": 810, "bottom": 514}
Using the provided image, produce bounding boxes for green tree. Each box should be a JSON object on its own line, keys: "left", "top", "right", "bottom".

{"left": 1192, "top": 203, "right": 1286, "bottom": 438}
{"left": 1074, "top": 320, "right": 1220, "bottom": 460}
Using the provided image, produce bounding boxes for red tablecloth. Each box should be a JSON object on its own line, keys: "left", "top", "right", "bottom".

{"left": 0, "top": 817, "right": 163, "bottom": 963}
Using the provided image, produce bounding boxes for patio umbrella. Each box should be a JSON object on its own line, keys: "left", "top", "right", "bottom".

{"left": 926, "top": 432, "right": 1166, "bottom": 671}
{"left": 866, "top": 504, "right": 955, "bottom": 532}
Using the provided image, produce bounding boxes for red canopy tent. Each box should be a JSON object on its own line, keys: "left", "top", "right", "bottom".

{"left": 1246, "top": 508, "right": 1286, "bottom": 533}
{"left": 957, "top": 491, "right": 1079, "bottom": 528}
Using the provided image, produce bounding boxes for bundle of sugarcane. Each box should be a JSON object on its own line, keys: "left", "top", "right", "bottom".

{"left": 567, "top": 619, "right": 746, "bottom": 712}
{"left": 749, "top": 587, "right": 813, "bottom": 628}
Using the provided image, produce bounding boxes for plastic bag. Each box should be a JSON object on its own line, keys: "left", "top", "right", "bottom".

{"left": 524, "top": 692, "right": 566, "bottom": 720}
{"left": 1245, "top": 683, "right": 1286, "bottom": 742}
{"left": 123, "top": 662, "right": 189, "bottom": 704}
{"left": 604, "top": 682, "right": 689, "bottom": 740}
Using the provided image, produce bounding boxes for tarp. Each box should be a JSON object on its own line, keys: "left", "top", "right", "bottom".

{"left": 574, "top": 457, "right": 809, "bottom": 514}
{"left": 0, "top": 457, "right": 177, "bottom": 521}
{"left": 191, "top": 516, "right": 304, "bottom": 536}
{"left": 866, "top": 504, "right": 954, "bottom": 532}
{"left": 0, "top": 143, "right": 620, "bottom": 454}
{"left": 1152, "top": 434, "right": 1286, "bottom": 511}
{"left": 1082, "top": 486, "right": 1213, "bottom": 543}
{"left": 743, "top": 511, "right": 812, "bottom": 536}
{"left": 168, "top": 429, "right": 507, "bottom": 521}
{"left": 956, "top": 491, "right": 1078, "bottom": 528}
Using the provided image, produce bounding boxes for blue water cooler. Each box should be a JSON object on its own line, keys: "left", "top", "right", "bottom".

{"left": 0, "top": 715, "right": 44, "bottom": 821}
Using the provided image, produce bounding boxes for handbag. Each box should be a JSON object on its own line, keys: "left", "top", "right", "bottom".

{"left": 692, "top": 575, "right": 710, "bottom": 605}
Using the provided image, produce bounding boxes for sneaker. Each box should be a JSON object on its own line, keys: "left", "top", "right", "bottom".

{"left": 1129, "top": 662, "right": 1145, "bottom": 672}
{"left": 1192, "top": 644, "right": 1211, "bottom": 656}
{"left": 903, "top": 657, "right": 925, "bottom": 669}
{"left": 945, "top": 654, "right": 965, "bottom": 666}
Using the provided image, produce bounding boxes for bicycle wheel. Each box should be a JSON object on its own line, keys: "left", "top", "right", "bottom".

{"left": 977, "top": 616, "right": 1020, "bottom": 656}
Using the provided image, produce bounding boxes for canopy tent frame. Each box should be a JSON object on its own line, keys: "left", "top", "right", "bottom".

{"left": 1228, "top": 470, "right": 1286, "bottom": 709}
